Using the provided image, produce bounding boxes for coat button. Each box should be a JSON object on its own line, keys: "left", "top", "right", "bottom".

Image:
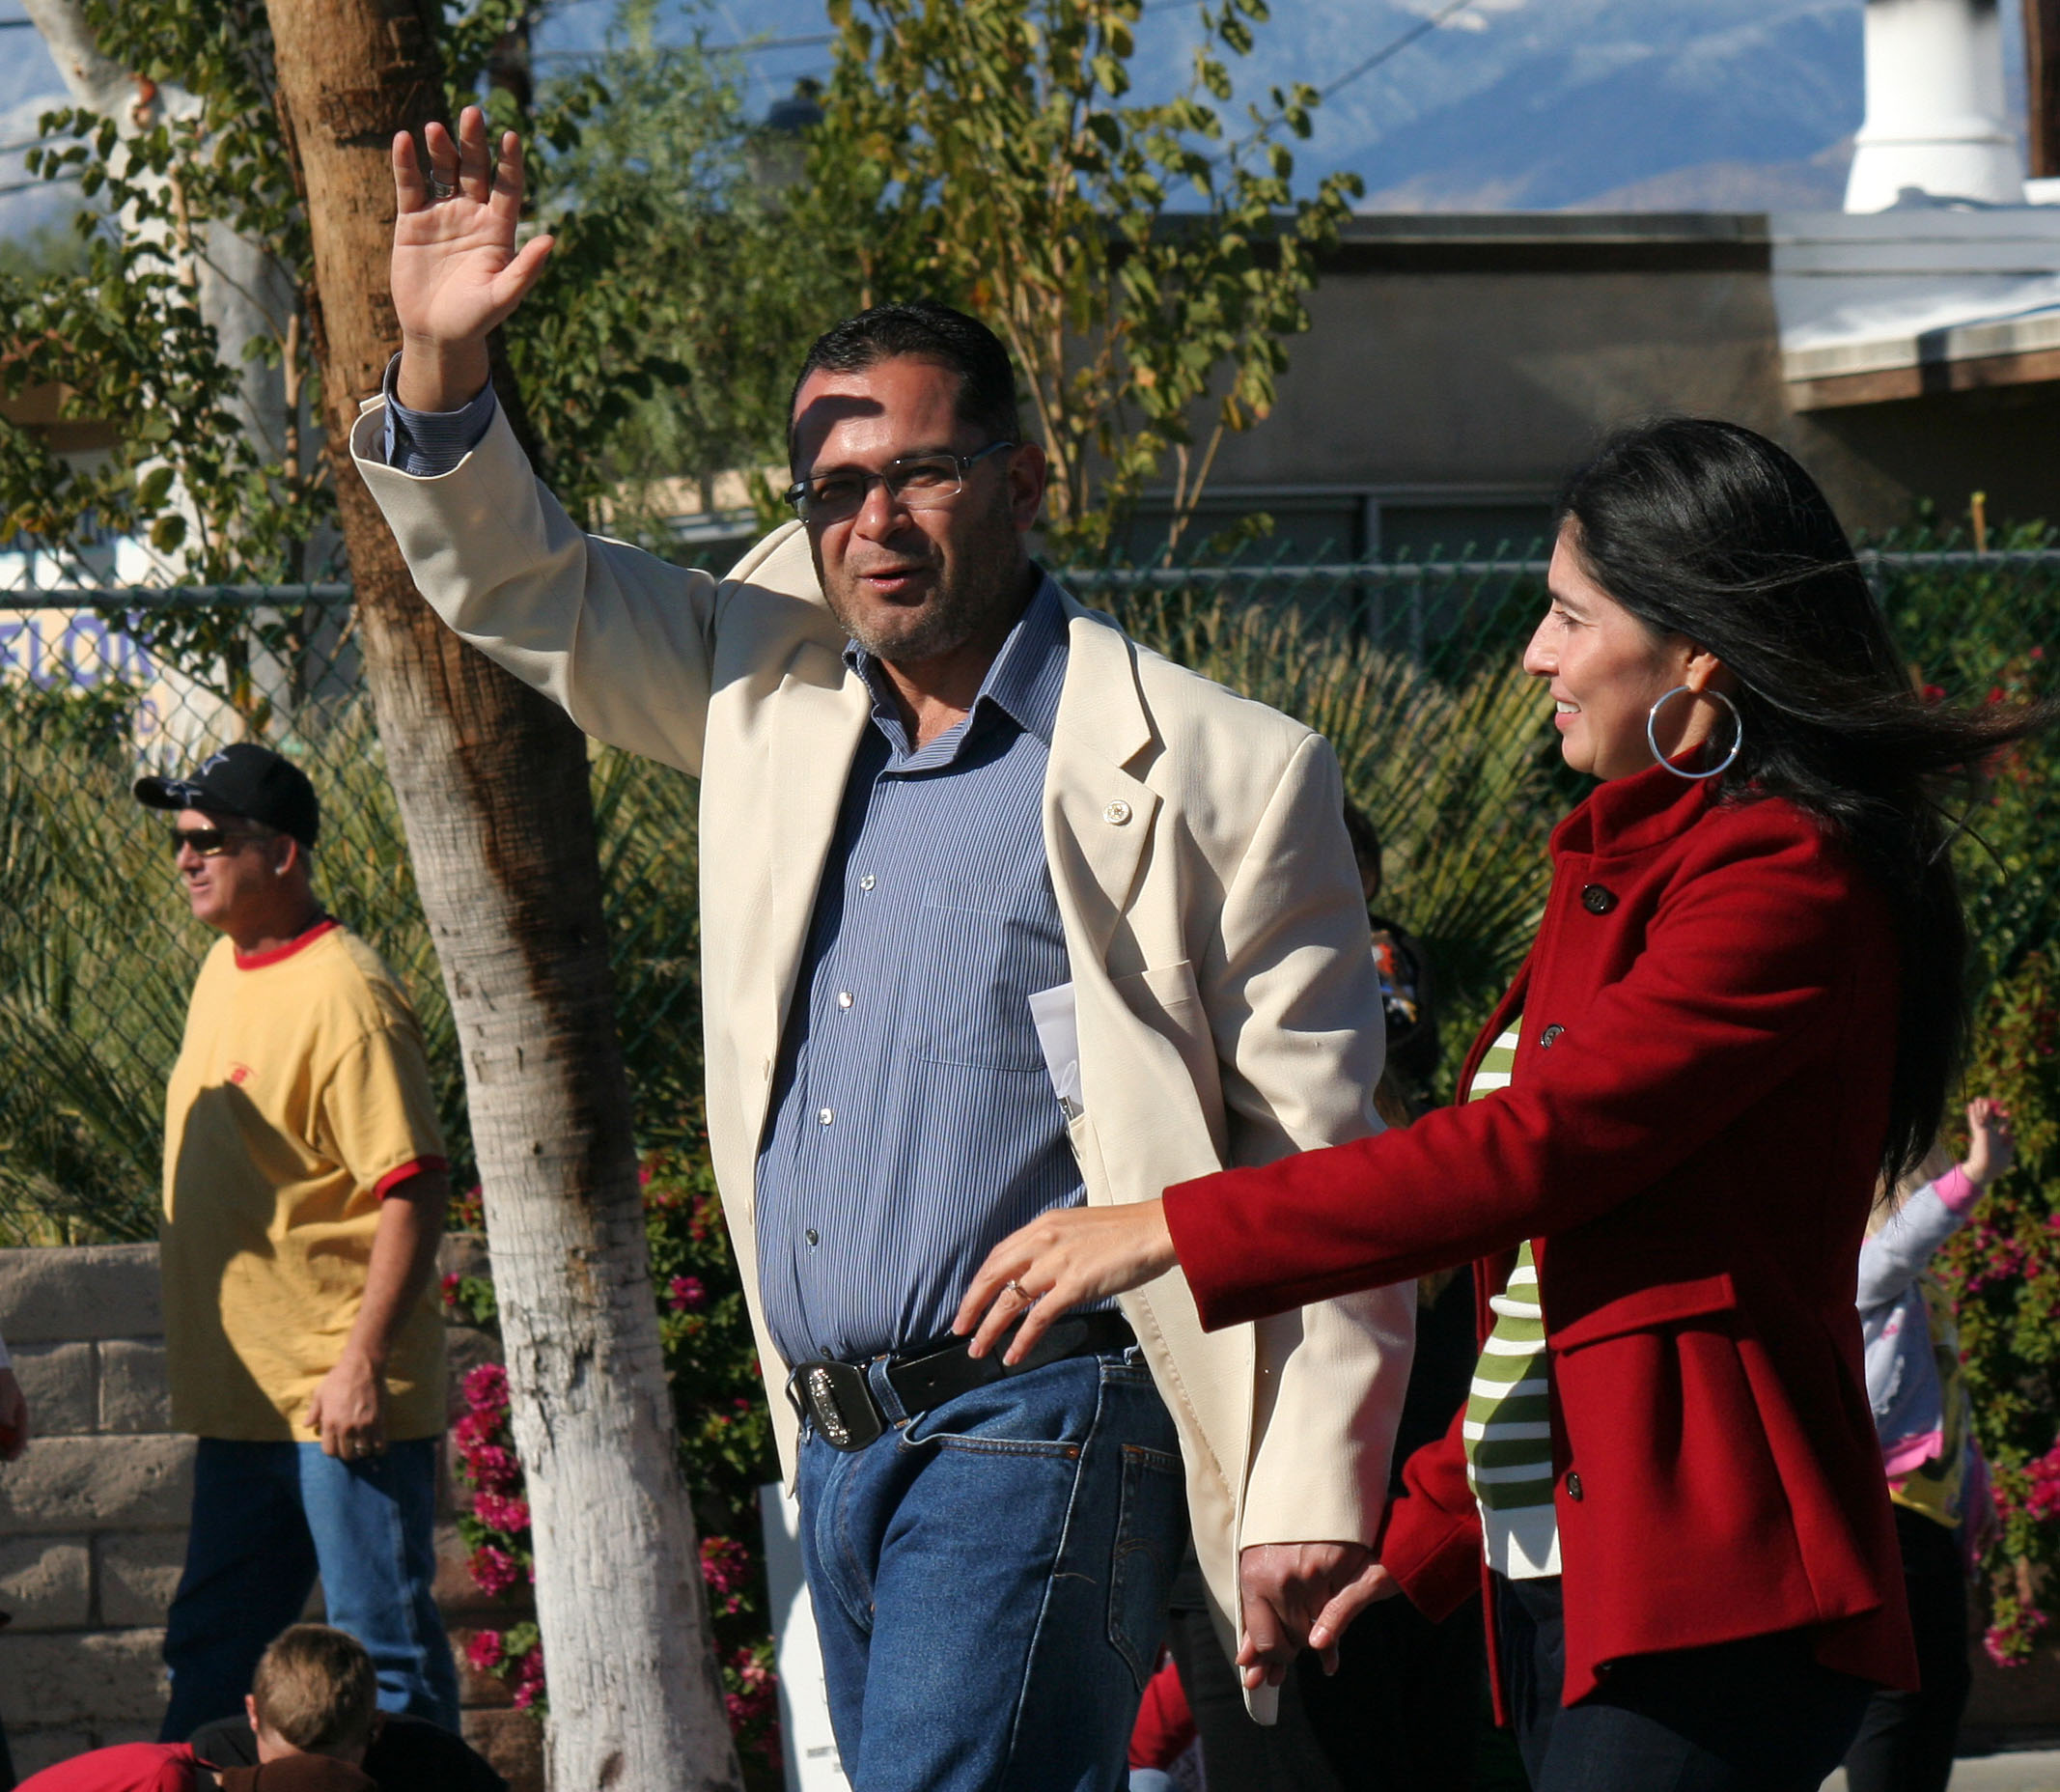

{"left": 1103, "top": 799, "right": 1132, "bottom": 826}
{"left": 1581, "top": 884, "right": 1616, "bottom": 915}
{"left": 1565, "top": 1471, "right": 1583, "bottom": 1501}
{"left": 1540, "top": 1024, "right": 1564, "bottom": 1049}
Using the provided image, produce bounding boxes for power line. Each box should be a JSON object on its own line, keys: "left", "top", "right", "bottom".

{"left": 533, "top": 31, "right": 833, "bottom": 60}
{"left": 1322, "top": 0, "right": 1482, "bottom": 102}
{"left": 535, "top": 0, "right": 1191, "bottom": 63}
{"left": 0, "top": 172, "right": 79, "bottom": 197}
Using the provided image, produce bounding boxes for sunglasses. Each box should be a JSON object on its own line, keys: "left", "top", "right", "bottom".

{"left": 169, "top": 826, "right": 264, "bottom": 858}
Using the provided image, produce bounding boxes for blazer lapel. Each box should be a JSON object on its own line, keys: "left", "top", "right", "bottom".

{"left": 1044, "top": 602, "right": 1160, "bottom": 959}
{"left": 741, "top": 635, "right": 872, "bottom": 1147}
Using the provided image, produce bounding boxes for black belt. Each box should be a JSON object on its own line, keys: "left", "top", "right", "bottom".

{"left": 787, "top": 1312, "right": 1137, "bottom": 1452}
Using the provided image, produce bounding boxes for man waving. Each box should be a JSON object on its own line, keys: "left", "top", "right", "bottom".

{"left": 351, "top": 107, "right": 1413, "bottom": 1791}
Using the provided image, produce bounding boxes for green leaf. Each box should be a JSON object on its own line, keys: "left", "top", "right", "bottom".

{"left": 135, "top": 465, "right": 175, "bottom": 514}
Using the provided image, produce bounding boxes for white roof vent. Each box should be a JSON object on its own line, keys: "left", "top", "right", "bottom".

{"left": 1846, "top": 0, "right": 2025, "bottom": 210}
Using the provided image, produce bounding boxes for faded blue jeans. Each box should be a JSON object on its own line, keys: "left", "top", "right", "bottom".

{"left": 160, "top": 1438, "right": 459, "bottom": 1741}
{"left": 796, "top": 1347, "right": 1186, "bottom": 1792}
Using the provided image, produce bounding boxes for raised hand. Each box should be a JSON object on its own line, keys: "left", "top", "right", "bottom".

{"left": 1964, "top": 1096, "right": 2016, "bottom": 1189}
{"left": 390, "top": 106, "right": 556, "bottom": 411}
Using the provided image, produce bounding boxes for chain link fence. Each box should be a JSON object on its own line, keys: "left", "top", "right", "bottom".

{"left": 0, "top": 543, "right": 2052, "bottom": 1242}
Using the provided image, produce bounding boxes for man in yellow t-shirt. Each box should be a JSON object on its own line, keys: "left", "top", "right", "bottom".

{"left": 136, "top": 744, "right": 458, "bottom": 1742}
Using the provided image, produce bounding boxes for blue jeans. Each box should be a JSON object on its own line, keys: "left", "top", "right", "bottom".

{"left": 160, "top": 1438, "right": 459, "bottom": 1741}
{"left": 796, "top": 1349, "right": 1186, "bottom": 1792}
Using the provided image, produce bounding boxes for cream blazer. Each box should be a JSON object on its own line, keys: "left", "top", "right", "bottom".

{"left": 350, "top": 399, "right": 1414, "bottom": 1663}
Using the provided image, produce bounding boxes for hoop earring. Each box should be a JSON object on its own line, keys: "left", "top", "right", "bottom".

{"left": 1646, "top": 686, "right": 1742, "bottom": 781}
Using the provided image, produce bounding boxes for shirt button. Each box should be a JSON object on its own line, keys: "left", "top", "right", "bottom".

{"left": 837, "top": 992, "right": 853, "bottom": 1009}
{"left": 818, "top": 1107, "right": 834, "bottom": 1126}
{"left": 1103, "top": 799, "right": 1132, "bottom": 826}
{"left": 805, "top": 1228, "right": 821, "bottom": 1246}
{"left": 1540, "top": 1024, "right": 1565, "bottom": 1049}
{"left": 1580, "top": 884, "right": 1617, "bottom": 915}
{"left": 1566, "top": 1471, "right": 1583, "bottom": 1501}
{"left": 859, "top": 874, "right": 877, "bottom": 891}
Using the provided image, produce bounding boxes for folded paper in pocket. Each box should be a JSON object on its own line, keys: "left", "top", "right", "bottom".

{"left": 1029, "top": 981, "right": 1084, "bottom": 1119}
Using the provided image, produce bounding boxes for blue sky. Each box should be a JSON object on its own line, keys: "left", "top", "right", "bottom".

{"left": 0, "top": 1, "right": 2038, "bottom": 237}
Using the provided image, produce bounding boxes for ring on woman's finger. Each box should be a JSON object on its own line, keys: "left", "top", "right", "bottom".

{"left": 1003, "top": 1278, "right": 1040, "bottom": 1302}
{"left": 427, "top": 175, "right": 456, "bottom": 200}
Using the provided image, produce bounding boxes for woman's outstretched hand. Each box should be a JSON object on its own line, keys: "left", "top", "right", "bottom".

{"left": 955, "top": 1200, "right": 1180, "bottom": 1362}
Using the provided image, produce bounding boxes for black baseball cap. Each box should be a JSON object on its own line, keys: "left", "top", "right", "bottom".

{"left": 134, "top": 743, "right": 320, "bottom": 848}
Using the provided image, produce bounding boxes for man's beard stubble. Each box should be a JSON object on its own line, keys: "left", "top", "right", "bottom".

{"left": 820, "top": 484, "right": 1031, "bottom": 666}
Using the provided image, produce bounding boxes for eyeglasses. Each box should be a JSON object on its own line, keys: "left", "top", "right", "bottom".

{"left": 785, "top": 441, "right": 1016, "bottom": 524}
{"left": 169, "top": 826, "right": 264, "bottom": 857}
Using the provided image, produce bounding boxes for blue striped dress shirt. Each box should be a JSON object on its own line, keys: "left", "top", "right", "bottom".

{"left": 377, "top": 377, "right": 1094, "bottom": 1367}
{"left": 756, "top": 580, "right": 1093, "bottom": 1366}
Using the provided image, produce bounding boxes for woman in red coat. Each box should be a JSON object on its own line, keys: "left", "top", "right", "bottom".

{"left": 953, "top": 419, "right": 2045, "bottom": 1790}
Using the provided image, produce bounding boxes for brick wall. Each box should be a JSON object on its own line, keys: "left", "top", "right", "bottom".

{"left": 0, "top": 1240, "right": 540, "bottom": 1791}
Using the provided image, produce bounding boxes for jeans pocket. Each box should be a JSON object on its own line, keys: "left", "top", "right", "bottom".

{"left": 1107, "top": 1442, "right": 1184, "bottom": 1691}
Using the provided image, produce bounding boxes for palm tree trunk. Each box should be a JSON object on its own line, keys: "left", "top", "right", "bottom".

{"left": 259, "top": 6, "right": 742, "bottom": 1788}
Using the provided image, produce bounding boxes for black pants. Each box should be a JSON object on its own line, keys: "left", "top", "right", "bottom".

{"left": 1167, "top": 1592, "right": 1482, "bottom": 1792}
{"left": 1843, "top": 1506, "right": 1972, "bottom": 1792}
{"left": 1497, "top": 1576, "right": 1873, "bottom": 1791}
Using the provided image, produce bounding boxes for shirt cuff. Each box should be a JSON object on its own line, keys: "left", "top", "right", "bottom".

{"left": 378, "top": 352, "right": 497, "bottom": 476}
{"left": 374, "top": 1155, "right": 450, "bottom": 1199}
{"left": 1934, "top": 1163, "right": 1981, "bottom": 1214}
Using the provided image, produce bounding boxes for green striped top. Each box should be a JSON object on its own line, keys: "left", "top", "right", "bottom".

{"left": 1461, "top": 1019, "right": 1561, "bottom": 1579}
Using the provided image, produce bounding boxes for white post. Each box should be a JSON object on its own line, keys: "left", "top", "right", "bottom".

{"left": 1845, "top": 0, "right": 2025, "bottom": 210}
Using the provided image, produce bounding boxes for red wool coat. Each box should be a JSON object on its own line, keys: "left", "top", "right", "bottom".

{"left": 1164, "top": 761, "right": 1918, "bottom": 1708}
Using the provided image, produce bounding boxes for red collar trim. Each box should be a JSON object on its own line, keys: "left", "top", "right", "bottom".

{"left": 1550, "top": 760, "right": 1719, "bottom": 861}
{"left": 234, "top": 916, "right": 340, "bottom": 969}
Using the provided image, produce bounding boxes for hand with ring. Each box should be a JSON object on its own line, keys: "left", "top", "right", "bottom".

{"left": 308, "top": 1348, "right": 389, "bottom": 1463}
{"left": 955, "top": 1199, "right": 1179, "bottom": 1364}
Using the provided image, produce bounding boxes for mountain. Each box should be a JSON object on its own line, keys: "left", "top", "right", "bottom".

{"left": 0, "top": 0, "right": 2035, "bottom": 242}
{"left": 1337, "top": 2, "right": 1864, "bottom": 210}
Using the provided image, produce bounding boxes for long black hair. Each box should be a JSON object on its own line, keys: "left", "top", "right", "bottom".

{"left": 1557, "top": 416, "right": 2048, "bottom": 1185}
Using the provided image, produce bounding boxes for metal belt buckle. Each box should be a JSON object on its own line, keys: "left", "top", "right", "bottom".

{"left": 789, "top": 1358, "right": 884, "bottom": 1452}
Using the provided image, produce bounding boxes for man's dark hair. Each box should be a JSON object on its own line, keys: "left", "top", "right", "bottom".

{"left": 788, "top": 300, "right": 1022, "bottom": 472}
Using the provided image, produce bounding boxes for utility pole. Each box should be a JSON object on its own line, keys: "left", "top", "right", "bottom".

{"left": 2027, "top": 0, "right": 2060, "bottom": 177}
{"left": 259, "top": 4, "right": 744, "bottom": 1788}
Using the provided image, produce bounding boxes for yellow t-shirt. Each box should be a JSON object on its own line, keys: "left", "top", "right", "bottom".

{"left": 161, "top": 920, "right": 448, "bottom": 1442}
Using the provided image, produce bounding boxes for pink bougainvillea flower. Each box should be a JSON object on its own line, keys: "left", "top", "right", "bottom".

{"left": 463, "top": 1362, "right": 510, "bottom": 1414}
{"left": 668, "top": 1274, "right": 708, "bottom": 1313}
{"left": 511, "top": 1644, "right": 546, "bottom": 1709}
{"left": 470, "top": 1545, "right": 521, "bottom": 1599}
{"left": 472, "top": 1444, "right": 522, "bottom": 1496}
{"left": 464, "top": 1630, "right": 504, "bottom": 1674}
{"left": 474, "top": 1494, "right": 532, "bottom": 1536}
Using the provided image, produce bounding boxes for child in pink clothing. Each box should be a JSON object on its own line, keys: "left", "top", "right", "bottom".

{"left": 1844, "top": 1097, "right": 2014, "bottom": 1792}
